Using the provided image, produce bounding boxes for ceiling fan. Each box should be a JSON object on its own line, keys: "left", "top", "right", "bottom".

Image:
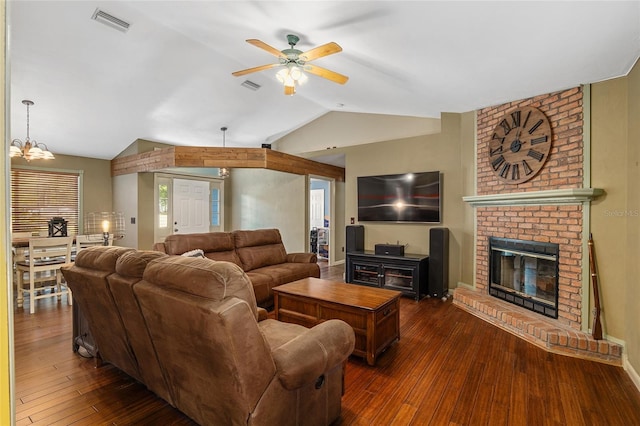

{"left": 232, "top": 34, "right": 349, "bottom": 95}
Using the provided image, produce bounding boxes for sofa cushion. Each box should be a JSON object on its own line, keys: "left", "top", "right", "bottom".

{"left": 251, "top": 263, "right": 321, "bottom": 287}
{"left": 163, "top": 232, "right": 242, "bottom": 266}
{"left": 143, "top": 256, "right": 259, "bottom": 319}
{"left": 234, "top": 229, "right": 287, "bottom": 271}
{"left": 74, "top": 246, "right": 134, "bottom": 271}
{"left": 116, "top": 250, "right": 168, "bottom": 278}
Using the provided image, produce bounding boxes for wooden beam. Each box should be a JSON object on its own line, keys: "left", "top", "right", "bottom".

{"left": 111, "top": 147, "right": 176, "bottom": 176}
{"left": 111, "top": 147, "right": 345, "bottom": 181}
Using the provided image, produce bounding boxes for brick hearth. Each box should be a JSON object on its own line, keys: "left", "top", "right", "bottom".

{"left": 453, "top": 287, "right": 622, "bottom": 365}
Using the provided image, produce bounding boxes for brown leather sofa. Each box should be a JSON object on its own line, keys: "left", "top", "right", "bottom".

{"left": 62, "top": 247, "right": 355, "bottom": 426}
{"left": 153, "top": 228, "right": 320, "bottom": 307}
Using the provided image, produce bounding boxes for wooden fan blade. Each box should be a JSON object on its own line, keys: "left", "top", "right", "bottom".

{"left": 305, "top": 64, "right": 349, "bottom": 84}
{"left": 300, "top": 42, "right": 342, "bottom": 62}
{"left": 246, "top": 39, "right": 285, "bottom": 58}
{"left": 284, "top": 85, "right": 296, "bottom": 96}
{"left": 232, "top": 63, "right": 280, "bottom": 77}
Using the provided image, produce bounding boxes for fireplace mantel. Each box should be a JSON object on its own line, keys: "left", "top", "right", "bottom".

{"left": 463, "top": 188, "right": 604, "bottom": 207}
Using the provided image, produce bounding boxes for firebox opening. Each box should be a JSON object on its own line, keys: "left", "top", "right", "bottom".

{"left": 489, "top": 237, "right": 559, "bottom": 319}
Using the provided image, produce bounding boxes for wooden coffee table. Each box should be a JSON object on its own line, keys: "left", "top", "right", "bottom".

{"left": 273, "top": 277, "right": 401, "bottom": 366}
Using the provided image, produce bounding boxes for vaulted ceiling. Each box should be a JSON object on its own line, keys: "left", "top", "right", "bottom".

{"left": 8, "top": 1, "right": 640, "bottom": 160}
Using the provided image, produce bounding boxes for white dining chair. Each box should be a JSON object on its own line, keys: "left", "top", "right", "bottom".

{"left": 74, "top": 234, "right": 113, "bottom": 255}
{"left": 15, "top": 236, "right": 74, "bottom": 314}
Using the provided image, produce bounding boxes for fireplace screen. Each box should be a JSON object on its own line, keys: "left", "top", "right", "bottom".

{"left": 489, "top": 237, "right": 559, "bottom": 319}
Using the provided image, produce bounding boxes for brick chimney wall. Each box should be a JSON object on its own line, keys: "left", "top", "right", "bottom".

{"left": 475, "top": 87, "right": 585, "bottom": 329}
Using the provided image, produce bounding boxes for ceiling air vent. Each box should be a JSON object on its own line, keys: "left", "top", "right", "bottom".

{"left": 91, "top": 8, "right": 131, "bottom": 33}
{"left": 241, "top": 80, "right": 261, "bottom": 91}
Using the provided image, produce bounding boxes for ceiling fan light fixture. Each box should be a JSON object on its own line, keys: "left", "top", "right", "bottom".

{"left": 219, "top": 126, "right": 230, "bottom": 179}
{"left": 233, "top": 35, "right": 346, "bottom": 95}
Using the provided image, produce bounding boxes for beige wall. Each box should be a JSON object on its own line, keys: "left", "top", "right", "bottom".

{"left": 591, "top": 79, "right": 629, "bottom": 339}
{"left": 624, "top": 60, "right": 640, "bottom": 375}
{"left": 459, "top": 111, "right": 477, "bottom": 286}
{"left": 137, "top": 173, "right": 155, "bottom": 249}
{"left": 113, "top": 173, "right": 138, "bottom": 248}
{"left": 334, "top": 180, "right": 345, "bottom": 262}
{"left": 274, "top": 111, "right": 442, "bottom": 154}
{"left": 591, "top": 59, "right": 640, "bottom": 375}
{"left": 229, "top": 168, "right": 307, "bottom": 253}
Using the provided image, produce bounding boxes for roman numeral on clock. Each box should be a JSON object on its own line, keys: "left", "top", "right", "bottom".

{"left": 499, "top": 162, "right": 511, "bottom": 179}
{"left": 528, "top": 119, "right": 544, "bottom": 134}
{"left": 528, "top": 149, "right": 544, "bottom": 161}
{"left": 531, "top": 135, "right": 548, "bottom": 145}
{"left": 522, "top": 159, "right": 533, "bottom": 175}
{"left": 491, "top": 132, "right": 505, "bottom": 144}
{"left": 490, "top": 145, "right": 504, "bottom": 156}
{"left": 511, "top": 110, "right": 520, "bottom": 128}
{"left": 498, "top": 119, "right": 512, "bottom": 135}
{"left": 511, "top": 163, "right": 520, "bottom": 180}
{"left": 522, "top": 110, "right": 531, "bottom": 130}
{"left": 492, "top": 155, "right": 505, "bottom": 170}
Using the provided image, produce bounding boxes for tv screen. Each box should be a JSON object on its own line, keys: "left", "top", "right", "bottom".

{"left": 357, "top": 171, "right": 441, "bottom": 223}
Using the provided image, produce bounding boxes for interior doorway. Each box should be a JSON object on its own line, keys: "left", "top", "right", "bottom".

{"left": 310, "top": 177, "right": 331, "bottom": 262}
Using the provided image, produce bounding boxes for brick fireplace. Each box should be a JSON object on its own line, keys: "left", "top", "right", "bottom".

{"left": 454, "top": 86, "right": 622, "bottom": 364}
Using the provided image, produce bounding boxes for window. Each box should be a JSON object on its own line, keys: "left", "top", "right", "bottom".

{"left": 211, "top": 187, "right": 220, "bottom": 226}
{"left": 158, "top": 183, "right": 169, "bottom": 228}
{"left": 11, "top": 168, "right": 80, "bottom": 236}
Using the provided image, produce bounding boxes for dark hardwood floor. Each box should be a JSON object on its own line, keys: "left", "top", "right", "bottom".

{"left": 13, "top": 261, "right": 640, "bottom": 425}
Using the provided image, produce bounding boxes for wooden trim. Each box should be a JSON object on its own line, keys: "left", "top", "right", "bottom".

{"left": 111, "top": 147, "right": 345, "bottom": 181}
{"left": 111, "top": 147, "right": 176, "bottom": 175}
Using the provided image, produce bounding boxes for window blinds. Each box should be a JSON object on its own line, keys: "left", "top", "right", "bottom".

{"left": 11, "top": 168, "right": 80, "bottom": 236}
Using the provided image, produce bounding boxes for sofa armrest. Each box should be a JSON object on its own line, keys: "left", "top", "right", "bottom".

{"left": 271, "top": 320, "right": 355, "bottom": 390}
{"left": 286, "top": 252, "right": 317, "bottom": 263}
{"left": 257, "top": 307, "right": 269, "bottom": 321}
{"left": 152, "top": 242, "right": 167, "bottom": 253}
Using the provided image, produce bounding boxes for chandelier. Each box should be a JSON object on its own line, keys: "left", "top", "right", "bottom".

{"left": 10, "top": 100, "right": 55, "bottom": 161}
{"left": 276, "top": 64, "right": 308, "bottom": 96}
{"left": 219, "top": 126, "right": 230, "bottom": 178}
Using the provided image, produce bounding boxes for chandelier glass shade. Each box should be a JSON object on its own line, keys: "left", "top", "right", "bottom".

{"left": 219, "top": 126, "right": 230, "bottom": 179}
{"left": 276, "top": 64, "right": 308, "bottom": 95}
{"left": 10, "top": 100, "right": 54, "bottom": 161}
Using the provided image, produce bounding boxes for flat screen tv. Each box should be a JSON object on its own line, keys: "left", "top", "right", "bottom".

{"left": 357, "top": 171, "right": 441, "bottom": 223}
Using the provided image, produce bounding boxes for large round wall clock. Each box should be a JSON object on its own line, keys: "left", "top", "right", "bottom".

{"left": 488, "top": 106, "right": 552, "bottom": 184}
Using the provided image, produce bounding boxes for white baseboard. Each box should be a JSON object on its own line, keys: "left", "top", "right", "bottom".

{"left": 625, "top": 357, "right": 640, "bottom": 393}
{"left": 332, "top": 259, "right": 345, "bottom": 266}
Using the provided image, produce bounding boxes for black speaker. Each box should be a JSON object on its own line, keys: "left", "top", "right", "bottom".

{"left": 346, "top": 225, "right": 364, "bottom": 253}
{"left": 374, "top": 244, "right": 404, "bottom": 256}
{"left": 261, "top": 143, "right": 272, "bottom": 149}
{"left": 428, "top": 227, "right": 449, "bottom": 298}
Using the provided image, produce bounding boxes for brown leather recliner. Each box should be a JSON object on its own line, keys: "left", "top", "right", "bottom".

{"left": 60, "top": 247, "right": 140, "bottom": 378}
{"left": 63, "top": 248, "right": 355, "bottom": 425}
{"left": 134, "top": 255, "right": 355, "bottom": 426}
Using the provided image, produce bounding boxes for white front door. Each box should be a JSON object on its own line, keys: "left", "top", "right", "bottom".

{"left": 173, "top": 179, "right": 210, "bottom": 234}
{"left": 310, "top": 189, "right": 325, "bottom": 229}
